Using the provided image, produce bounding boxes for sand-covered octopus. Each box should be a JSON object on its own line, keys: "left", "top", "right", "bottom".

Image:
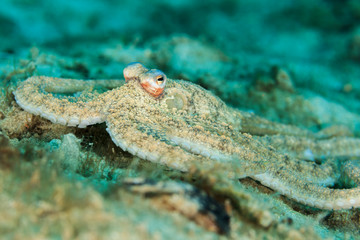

{"left": 14, "top": 62, "right": 360, "bottom": 210}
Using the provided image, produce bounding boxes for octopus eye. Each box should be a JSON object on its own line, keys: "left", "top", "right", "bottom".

{"left": 124, "top": 63, "right": 167, "bottom": 98}
{"left": 139, "top": 69, "right": 167, "bottom": 98}
{"left": 156, "top": 75, "right": 164, "bottom": 84}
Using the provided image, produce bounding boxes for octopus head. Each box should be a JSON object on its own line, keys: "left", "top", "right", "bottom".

{"left": 123, "top": 62, "right": 167, "bottom": 98}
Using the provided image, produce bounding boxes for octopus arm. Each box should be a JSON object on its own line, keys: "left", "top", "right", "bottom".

{"left": 257, "top": 135, "right": 360, "bottom": 160}
{"left": 105, "top": 115, "right": 200, "bottom": 171}
{"left": 105, "top": 112, "right": 262, "bottom": 178}
{"left": 14, "top": 76, "right": 124, "bottom": 128}
{"left": 254, "top": 167, "right": 360, "bottom": 210}
{"left": 239, "top": 112, "right": 315, "bottom": 138}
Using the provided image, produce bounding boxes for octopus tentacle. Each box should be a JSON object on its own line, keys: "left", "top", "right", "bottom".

{"left": 105, "top": 112, "right": 262, "bottom": 178}
{"left": 341, "top": 160, "right": 360, "bottom": 186}
{"left": 165, "top": 121, "right": 338, "bottom": 186}
{"left": 254, "top": 167, "right": 360, "bottom": 210}
{"left": 239, "top": 112, "right": 316, "bottom": 138}
{"left": 257, "top": 135, "right": 360, "bottom": 160}
{"left": 14, "top": 76, "right": 124, "bottom": 128}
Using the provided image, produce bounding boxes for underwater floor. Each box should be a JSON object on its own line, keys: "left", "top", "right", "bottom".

{"left": 1, "top": 0, "right": 360, "bottom": 239}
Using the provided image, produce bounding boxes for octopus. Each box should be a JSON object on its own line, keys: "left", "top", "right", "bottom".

{"left": 13, "top": 62, "right": 360, "bottom": 210}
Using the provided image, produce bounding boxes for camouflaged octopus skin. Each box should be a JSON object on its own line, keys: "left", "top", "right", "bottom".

{"left": 14, "top": 62, "right": 360, "bottom": 210}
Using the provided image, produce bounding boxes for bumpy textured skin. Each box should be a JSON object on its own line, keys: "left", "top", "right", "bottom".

{"left": 13, "top": 76, "right": 124, "bottom": 128}
{"left": 13, "top": 65, "right": 360, "bottom": 210}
